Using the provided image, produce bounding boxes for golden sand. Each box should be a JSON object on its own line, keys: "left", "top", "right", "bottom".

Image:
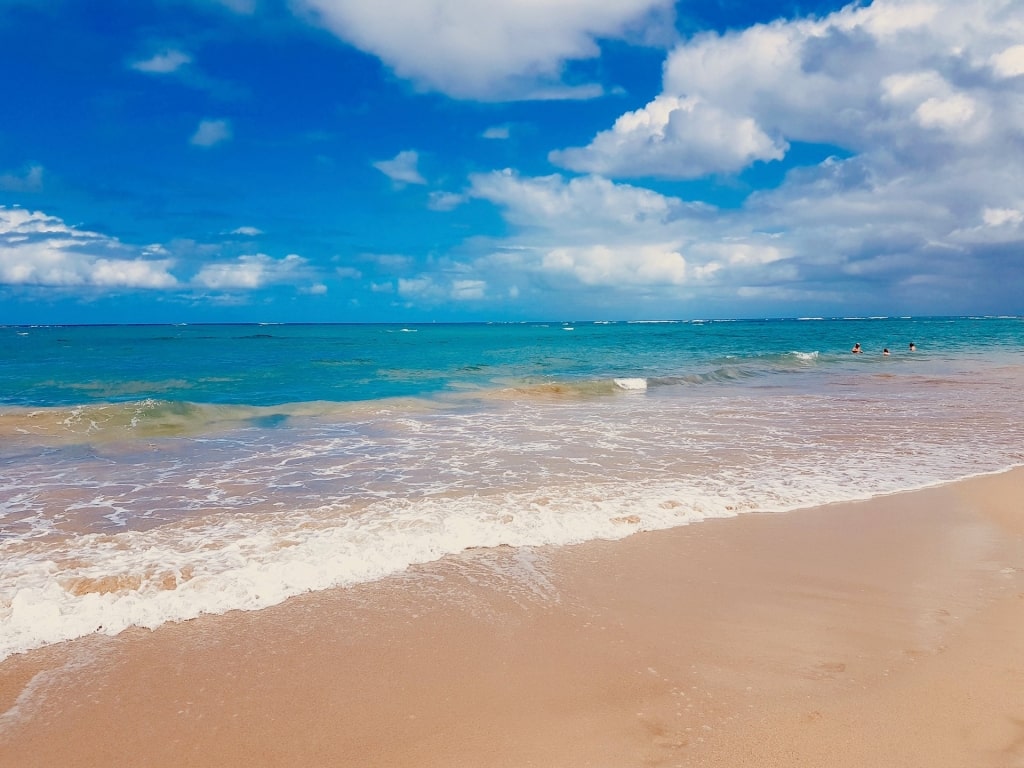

{"left": 1, "top": 469, "right": 1022, "bottom": 767}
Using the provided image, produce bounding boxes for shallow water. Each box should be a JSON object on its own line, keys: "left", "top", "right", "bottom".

{"left": 1, "top": 317, "right": 1022, "bottom": 659}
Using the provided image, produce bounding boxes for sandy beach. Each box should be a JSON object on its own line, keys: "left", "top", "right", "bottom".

{"left": 1, "top": 468, "right": 1022, "bottom": 767}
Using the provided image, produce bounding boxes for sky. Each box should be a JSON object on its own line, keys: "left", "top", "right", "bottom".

{"left": 1, "top": 0, "right": 1023, "bottom": 324}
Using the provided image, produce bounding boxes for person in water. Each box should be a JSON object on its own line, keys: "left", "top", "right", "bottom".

{"left": 909, "top": 342, "right": 916, "bottom": 351}
{"left": 883, "top": 348, "right": 890, "bottom": 356}
{"left": 852, "top": 343, "right": 863, "bottom": 353}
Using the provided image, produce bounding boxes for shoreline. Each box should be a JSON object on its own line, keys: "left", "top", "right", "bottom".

{"left": 2, "top": 468, "right": 1023, "bottom": 766}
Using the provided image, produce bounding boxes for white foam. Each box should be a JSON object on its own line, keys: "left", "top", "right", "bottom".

{"left": 8, "top": 454, "right": 1021, "bottom": 663}
{"left": 613, "top": 378, "right": 648, "bottom": 391}
{"left": 3, "top": 361, "right": 1024, "bottom": 662}
{"left": 0, "top": 484, "right": 735, "bottom": 660}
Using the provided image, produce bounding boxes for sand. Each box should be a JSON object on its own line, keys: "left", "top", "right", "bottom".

{"left": 1, "top": 469, "right": 1022, "bottom": 767}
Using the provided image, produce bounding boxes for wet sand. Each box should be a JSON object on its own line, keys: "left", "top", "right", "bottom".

{"left": 1, "top": 469, "right": 1022, "bottom": 767}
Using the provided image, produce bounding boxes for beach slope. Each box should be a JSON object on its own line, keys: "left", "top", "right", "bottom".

{"left": 1, "top": 469, "right": 1022, "bottom": 767}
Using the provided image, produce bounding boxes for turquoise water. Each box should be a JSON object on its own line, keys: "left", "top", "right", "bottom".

{"left": 1, "top": 317, "right": 1022, "bottom": 659}
{"left": 3, "top": 317, "right": 1020, "bottom": 407}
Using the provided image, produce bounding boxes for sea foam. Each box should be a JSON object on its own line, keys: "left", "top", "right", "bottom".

{"left": 613, "top": 378, "right": 648, "bottom": 391}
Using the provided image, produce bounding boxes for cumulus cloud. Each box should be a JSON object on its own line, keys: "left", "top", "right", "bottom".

{"left": 192, "top": 253, "right": 307, "bottom": 290}
{"left": 190, "top": 119, "right": 232, "bottom": 147}
{"left": 551, "top": 95, "right": 787, "bottom": 178}
{"left": 457, "top": 171, "right": 718, "bottom": 298}
{"left": 393, "top": 275, "right": 487, "bottom": 303}
{"left": 982, "top": 208, "right": 1024, "bottom": 228}
{"left": 373, "top": 150, "right": 426, "bottom": 185}
{"left": 230, "top": 226, "right": 263, "bottom": 236}
{"left": 552, "top": 0, "right": 1021, "bottom": 178}
{"left": 292, "top": 0, "right": 676, "bottom": 100}
{"left": 540, "top": 244, "right": 687, "bottom": 286}
{"left": 450, "top": 131, "right": 1022, "bottom": 314}
{"left": 991, "top": 44, "right": 1024, "bottom": 78}
{"left": 130, "top": 48, "right": 192, "bottom": 74}
{"left": 0, "top": 207, "right": 178, "bottom": 289}
{"left": 0, "top": 207, "right": 332, "bottom": 301}
{"left": 468, "top": 169, "right": 701, "bottom": 232}
{"left": 458, "top": 0, "right": 1016, "bottom": 314}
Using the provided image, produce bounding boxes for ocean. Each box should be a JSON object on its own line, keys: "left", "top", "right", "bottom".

{"left": 1, "top": 317, "right": 1022, "bottom": 660}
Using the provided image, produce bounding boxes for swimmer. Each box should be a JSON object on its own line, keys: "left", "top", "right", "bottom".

{"left": 852, "top": 343, "right": 863, "bottom": 354}
{"left": 883, "top": 348, "right": 890, "bottom": 356}
{"left": 909, "top": 341, "right": 916, "bottom": 351}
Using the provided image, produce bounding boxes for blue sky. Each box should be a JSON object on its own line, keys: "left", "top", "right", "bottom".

{"left": 1, "top": 0, "right": 1022, "bottom": 323}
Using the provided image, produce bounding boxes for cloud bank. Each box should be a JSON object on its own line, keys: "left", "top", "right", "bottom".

{"left": 553, "top": 0, "right": 1024, "bottom": 179}
{"left": 0, "top": 207, "right": 178, "bottom": 289}
{"left": 0, "top": 208, "right": 320, "bottom": 298}
{"left": 439, "top": 0, "right": 1024, "bottom": 314}
{"left": 4, "top": 0, "right": 1022, "bottom": 319}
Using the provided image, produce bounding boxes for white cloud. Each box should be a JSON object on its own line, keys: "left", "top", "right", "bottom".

{"left": 552, "top": 0, "right": 1020, "bottom": 178}
{"left": 391, "top": 275, "right": 488, "bottom": 303}
{"left": 0, "top": 207, "right": 178, "bottom": 289}
{"left": 371, "top": 253, "right": 414, "bottom": 271}
{"left": 0, "top": 208, "right": 334, "bottom": 299}
{"left": 427, "top": 191, "right": 466, "bottom": 211}
{"left": 88, "top": 259, "right": 176, "bottom": 288}
{"left": 192, "top": 253, "right": 306, "bottom": 290}
{"left": 397, "top": 276, "right": 440, "bottom": 298}
{"left": 469, "top": 169, "right": 700, "bottom": 231}
{"left": 482, "top": 125, "right": 510, "bottom": 140}
{"left": 448, "top": 0, "right": 1016, "bottom": 315}
{"left": 292, "top": 0, "right": 675, "bottom": 100}
{"left": 991, "top": 44, "right": 1024, "bottom": 78}
{"left": 190, "top": 119, "right": 232, "bottom": 147}
{"left": 0, "top": 164, "right": 43, "bottom": 192}
{"left": 982, "top": 208, "right": 1023, "bottom": 227}
{"left": 881, "top": 70, "right": 987, "bottom": 135}
{"left": 542, "top": 245, "right": 687, "bottom": 286}
{"left": 373, "top": 150, "right": 426, "bottom": 185}
{"left": 707, "top": 242, "right": 786, "bottom": 267}
{"left": 551, "top": 95, "right": 787, "bottom": 178}
{"left": 450, "top": 279, "right": 486, "bottom": 300}
{"left": 230, "top": 226, "right": 264, "bottom": 236}
{"left": 130, "top": 49, "right": 192, "bottom": 74}
{"left": 845, "top": 0, "right": 939, "bottom": 37}
{"left": 448, "top": 133, "right": 1022, "bottom": 313}
{"left": 913, "top": 93, "right": 977, "bottom": 130}
{"left": 462, "top": 171, "right": 713, "bottom": 292}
